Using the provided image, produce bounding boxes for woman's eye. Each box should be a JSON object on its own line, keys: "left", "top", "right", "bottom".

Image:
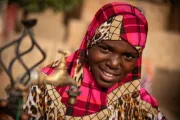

{"left": 123, "top": 53, "right": 135, "bottom": 60}
{"left": 99, "top": 46, "right": 110, "bottom": 53}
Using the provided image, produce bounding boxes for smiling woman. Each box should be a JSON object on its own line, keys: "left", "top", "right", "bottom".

{"left": 23, "top": 2, "right": 166, "bottom": 120}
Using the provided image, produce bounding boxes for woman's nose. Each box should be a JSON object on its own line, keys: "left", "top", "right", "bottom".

{"left": 106, "top": 54, "right": 121, "bottom": 69}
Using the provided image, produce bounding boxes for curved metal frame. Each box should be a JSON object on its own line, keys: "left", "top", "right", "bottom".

{"left": 0, "top": 19, "right": 46, "bottom": 87}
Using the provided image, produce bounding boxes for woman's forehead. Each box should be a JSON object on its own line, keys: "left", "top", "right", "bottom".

{"left": 98, "top": 40, "right": 138, "bottom": 54}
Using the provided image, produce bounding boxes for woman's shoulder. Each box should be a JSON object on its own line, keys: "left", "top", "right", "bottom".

{"left": 140, "top": 88, "right": 158, "bottom": 108}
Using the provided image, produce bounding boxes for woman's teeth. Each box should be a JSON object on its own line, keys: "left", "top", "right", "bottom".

{"left": 103, "top": 71, "right": 113, "bottom": 77}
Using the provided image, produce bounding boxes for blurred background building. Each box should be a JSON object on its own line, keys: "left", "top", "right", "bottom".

{"left": 0, "top": 0, "right": 180, "bottom": 119}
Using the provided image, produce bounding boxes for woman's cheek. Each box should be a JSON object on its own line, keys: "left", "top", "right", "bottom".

{"left": 123, "top": 61, "right": 137, "bottom": 73}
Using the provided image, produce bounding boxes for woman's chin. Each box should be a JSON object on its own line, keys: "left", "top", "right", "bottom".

{"left": 96, "top": 80, "right": 115, "bottom": 88}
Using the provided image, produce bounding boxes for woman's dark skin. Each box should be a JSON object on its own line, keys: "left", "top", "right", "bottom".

{"left": 88, "top": 40, "right": 139, "bottom": 88}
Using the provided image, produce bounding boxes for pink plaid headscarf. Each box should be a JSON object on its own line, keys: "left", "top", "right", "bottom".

{"left": 42, "top": 2, "right": 149, "bottom": 117}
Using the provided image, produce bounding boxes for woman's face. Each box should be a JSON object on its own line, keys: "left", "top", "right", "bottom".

{"left": 88, "top": 40, "right": 139, "bottom": 88}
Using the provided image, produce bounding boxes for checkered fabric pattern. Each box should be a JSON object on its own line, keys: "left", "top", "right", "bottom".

{"left": 89, "top": 14, "right": 145, "bottom": 56}
{"left": 86, "top": 2, "right": 148, "bottom": 49}
{"left": 140, "top": 100, "right": 158, "bottom": 117}
{"left": 41, "top": 2, "right": 161, "bottom": 119}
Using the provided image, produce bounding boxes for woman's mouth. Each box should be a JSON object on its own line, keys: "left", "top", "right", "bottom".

{"left": 100, "top": 70, "right": 120, "bottom": 82}
{"left": 103, "top": 71, "right": 113, "bottom": 77}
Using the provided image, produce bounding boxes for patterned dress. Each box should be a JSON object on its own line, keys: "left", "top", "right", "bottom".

{"left": 23, "top": 66, "right": 166, "bottom": 120}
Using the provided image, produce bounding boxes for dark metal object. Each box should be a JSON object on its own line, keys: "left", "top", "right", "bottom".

{"left": 67, "top": 85, "right": 81, "bottom": 105}
{"left": 0, "top": 19, "right": 46, "bottom": 119}
{"left": 0, "top": 19, "right": 46, "bottom": 87}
